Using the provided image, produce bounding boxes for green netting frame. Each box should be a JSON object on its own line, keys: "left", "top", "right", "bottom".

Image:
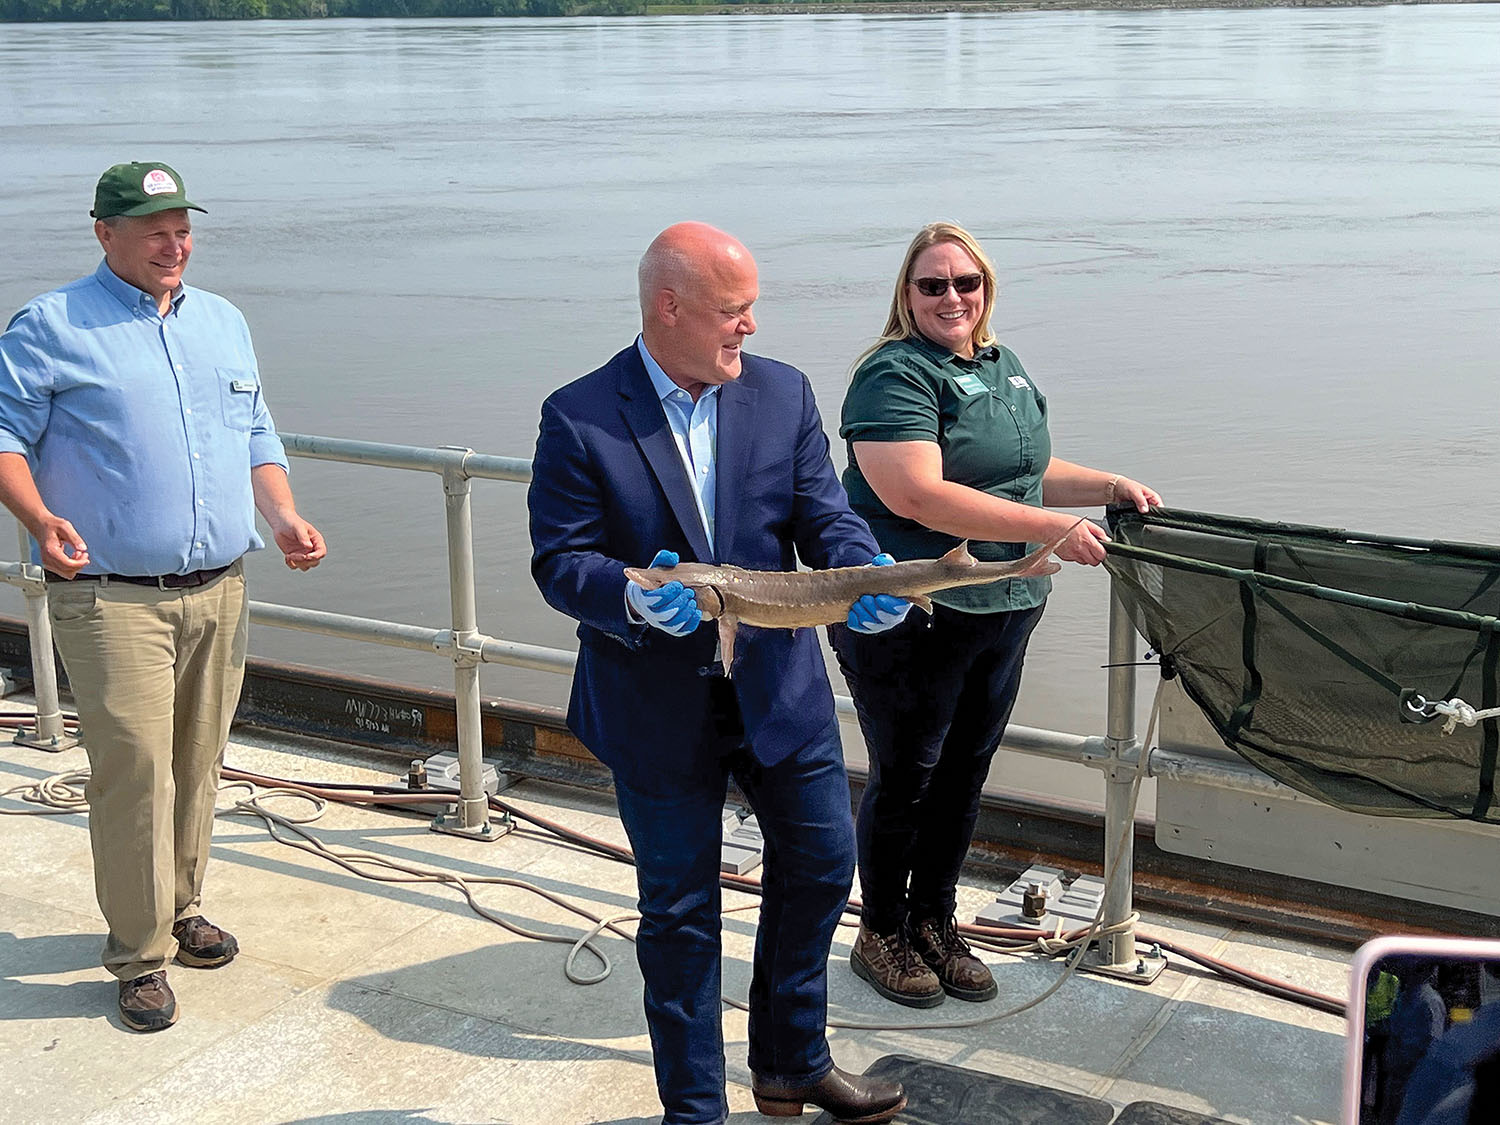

{"left": 1103, "top": 507, "right": 1500, "bottom": 823}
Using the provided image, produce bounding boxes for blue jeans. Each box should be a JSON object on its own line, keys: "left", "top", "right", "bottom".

{"left": 831, "top": 601, "right": 1045, "bottom": 934}
{"left": 613, "top": 701, "right": 855, "bottom": 1125}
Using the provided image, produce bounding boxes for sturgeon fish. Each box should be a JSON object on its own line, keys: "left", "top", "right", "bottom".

{"left": 624, "top": 531, "right": 1069, "bottom": 675}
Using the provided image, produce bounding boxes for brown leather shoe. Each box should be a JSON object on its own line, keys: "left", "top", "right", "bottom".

{"left": 910, "top": 914, "right": 997, "bottom": 1002}
{"left": 850, "top": 921, "right": 944, "bottom": 1008}
{"left": 118, "top": 971, "right": 177, "bottom": 1032}
{"left": 172, "top": 915, "right": 239, "bottom": 968}
{"left": 751, "top": 1064, "right": 906, "bottom": 1122}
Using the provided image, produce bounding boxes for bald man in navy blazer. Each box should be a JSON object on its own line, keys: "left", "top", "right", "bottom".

{"left": 528, "top": 223, "right": 907, "bottom": 1125}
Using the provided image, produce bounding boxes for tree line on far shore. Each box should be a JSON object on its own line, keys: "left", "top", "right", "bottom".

{"left": 2, "top": 0, "right": 665, "bottom": 18}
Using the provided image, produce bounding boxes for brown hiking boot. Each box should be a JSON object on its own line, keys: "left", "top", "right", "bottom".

{"left": 911, "top": 914, "right": 997, "bottom": 1002}
{"left": 172, "top": 915, "right": 239, "bottom": 968}
{"left": 118, "top": 971, "right": 177, "bottom": 1032}
{"left": 850, "top": 922, "right": 944, "bottom": 1008}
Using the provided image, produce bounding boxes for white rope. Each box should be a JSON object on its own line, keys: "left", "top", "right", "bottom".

{"left": 0, "top": 768, "right": 90, "bottom": 814}
{"left": 6, "top": 764, "right": 630, "bottom": 986}
{"left": 1430, "top": 697, "right": 1500, "bottom": 735}
{"left": 217, "top": 785, "right": 630, "bottom": 986}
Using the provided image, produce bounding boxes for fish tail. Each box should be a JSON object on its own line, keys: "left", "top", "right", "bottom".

{"left": 1011, "top": 543, "right": 1064, "bottom": 579}
{"left": 1012, "top": 519, "right": 1089, "bottom": 577}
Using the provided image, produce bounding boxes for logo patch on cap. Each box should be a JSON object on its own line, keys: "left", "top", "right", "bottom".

{"left": 141, "top": 169, "right": 179, "bottom": 196}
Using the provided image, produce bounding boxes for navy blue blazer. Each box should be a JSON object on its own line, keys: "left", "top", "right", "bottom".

{"left": 528, "top": 345, "right": 880, "bottom": 788}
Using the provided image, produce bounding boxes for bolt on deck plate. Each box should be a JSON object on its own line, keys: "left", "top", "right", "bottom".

{"left": 12, "top": 728, "right": 80, "bottom": 753}
{"left": 975, "top": 864, "right": 1166, "bottom": 985}
{"left": 974, "top": 864, "right": 1106, "bottom": 931}
{"left": 1081, "top": 946, "right": 1168, "bottom": 984}
{"left": 388, "top": 750, "right": 513, "bottom": 841}
{"left": 430, "top": 808, "right": 512, "bottom": 842}
{"left": 721, "top": 806, "right": 764, "bottom": 874}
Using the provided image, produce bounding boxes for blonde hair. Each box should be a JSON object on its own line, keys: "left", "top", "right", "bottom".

{"left": 852, "top": 221, "right": 999, "bottom": 372}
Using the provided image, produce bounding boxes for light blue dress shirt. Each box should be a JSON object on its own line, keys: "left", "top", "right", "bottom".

{"left": 637, "top": 335, "right": 718, "bottom": 553}
{"left": 0, "top": 260, "right": 289, "bottom": 576}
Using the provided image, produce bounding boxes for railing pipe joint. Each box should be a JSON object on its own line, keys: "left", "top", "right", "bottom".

{"left": 1078, "top": 733, "right": 1115, "bottom": 766}
{"left": 438, "top": 445, "right": 475, "bottom": 493}
{"left": 1100, "top": 737, "right": 1144, "bottom": 782}
{"left": 451, "top": 629, "right": 486, "bottom": 668}
{"left": 2, "top": 561, "right": 47, "bottom": 596}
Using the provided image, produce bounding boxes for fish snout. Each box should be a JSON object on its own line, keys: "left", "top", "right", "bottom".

{"left": 623, "top": 567, "right": 669, "bottom": 591}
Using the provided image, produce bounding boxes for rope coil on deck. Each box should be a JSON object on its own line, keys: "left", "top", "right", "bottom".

{"left": 216, "top": 778, "right": 630, "bottom": 987}
{"left": 0, "top": 768, "right": 89, "bottom": 813}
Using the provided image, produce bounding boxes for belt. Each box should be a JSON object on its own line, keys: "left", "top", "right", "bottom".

{"left": 50, "top": 563, "right": 235, "bottom": 590}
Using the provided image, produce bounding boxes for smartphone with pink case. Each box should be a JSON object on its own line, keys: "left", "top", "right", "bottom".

{"left": 1343, "top": 935, "right": 1500, "bottom": 1125}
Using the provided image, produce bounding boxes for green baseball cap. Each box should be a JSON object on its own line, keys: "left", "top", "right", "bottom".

{"left": 90, "top": 161, "right": 206, "bottom": 219}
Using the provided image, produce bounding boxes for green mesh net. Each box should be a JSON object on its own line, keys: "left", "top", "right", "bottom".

{"left": 1103, "top": 508, "right": 1500, "bottom": 823}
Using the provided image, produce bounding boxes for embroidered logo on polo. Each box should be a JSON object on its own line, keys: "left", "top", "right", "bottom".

{"left": 952, "top": 373, "right": 986, "bottom": 396}
{"left": 141, "top": 170, "right": 179, "bottom": 196}
{"left": 1008, "top": 375, "right": 1029, "bottom": 389}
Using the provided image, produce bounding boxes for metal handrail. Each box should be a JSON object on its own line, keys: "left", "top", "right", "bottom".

{"left": 279, "top": 433, "right": 532, "bottom": 482}
{"left": 0, "top": 431, "right": 1282, "bottom": 951}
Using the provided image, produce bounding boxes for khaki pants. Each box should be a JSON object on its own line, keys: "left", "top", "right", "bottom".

{"left": 48, "top": 562, "right": 248, "bottom": 981}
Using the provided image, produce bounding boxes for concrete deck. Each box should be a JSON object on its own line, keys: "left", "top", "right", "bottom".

{"left": 0, "top": 697, "right": 1351, "bottom": 1125}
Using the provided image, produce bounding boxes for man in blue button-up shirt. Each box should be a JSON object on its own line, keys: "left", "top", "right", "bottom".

{"left": 0, "top": 162, "right": 326, "bottom": 1034}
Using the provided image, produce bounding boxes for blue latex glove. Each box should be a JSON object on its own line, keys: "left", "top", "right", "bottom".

{"left": 846, "top": 553, "right": 911, "bottom": 634}
{"left": 625, "top": 549, "right": 702, "bottom": 636}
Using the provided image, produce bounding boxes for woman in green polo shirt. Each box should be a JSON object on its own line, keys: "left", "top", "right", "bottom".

{"left": 831, "top": 221, "right": 1160, "bottom": 1009}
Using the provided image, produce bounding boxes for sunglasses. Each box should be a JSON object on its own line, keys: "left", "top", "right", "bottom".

{"left": 911, "top": 273, "right": 984, "bottom": 298}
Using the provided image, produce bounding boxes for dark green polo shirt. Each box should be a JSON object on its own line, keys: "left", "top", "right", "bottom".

{"left": 840, "top": 335, "right": 1052, "bottom": 613}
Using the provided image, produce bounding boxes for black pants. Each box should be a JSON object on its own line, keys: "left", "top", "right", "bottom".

{"left": 830, "top": 601, "right": 1045, "bottom": 934}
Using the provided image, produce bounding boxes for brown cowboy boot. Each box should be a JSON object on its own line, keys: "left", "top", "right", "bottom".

{"left": 910, "top": 913, "right": 997, "bottom": 1002}
{"left": 752, "top": 1064, "right": 906, "bottom": 1122}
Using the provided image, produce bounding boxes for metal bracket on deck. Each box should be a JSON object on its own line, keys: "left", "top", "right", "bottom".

{"left": 390, "top": 750, "right": 513, "bottom": 841}
{"left": 12, "top": 726, "right": 79, "bottom": 753}
{"left": 13, "top": 695, "right": 79, "bottom": 753}
{"left": 976, "top": 864, "right": 1105, "bottom": 931}
{"left": 1081, "top": 944, "right": 1167, "bottom": 984}
{"left": 975, "top": 864, "right": 1167, "bottom": 985}
{"left": 430, "top": 806, "right": 512, "bottom": 842}
{"left": 721, "top": 806, "right": 764, "bottom": 874}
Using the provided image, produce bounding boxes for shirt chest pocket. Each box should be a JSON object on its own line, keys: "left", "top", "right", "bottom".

{"left": 939, "top": 376, "right": 1012, "bottom": 441}
{"left": 1012, "top": 386, "right": 1048, "bottom": 435}
{"left": 217, "top": 368, "right": 258, "bottom": 431}
{"left": 939, "top": 377, "right": 1045, "bottom": 487}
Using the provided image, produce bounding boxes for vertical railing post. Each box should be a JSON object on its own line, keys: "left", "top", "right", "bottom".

{"left": 431, "top": 450, "right": 495, "bottom": 839}
{"left": 1097, "top": 583, "right": 1143, "bottom": 970}
{"left": 13, "top": 523, "right": 77, "bottom": 752}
